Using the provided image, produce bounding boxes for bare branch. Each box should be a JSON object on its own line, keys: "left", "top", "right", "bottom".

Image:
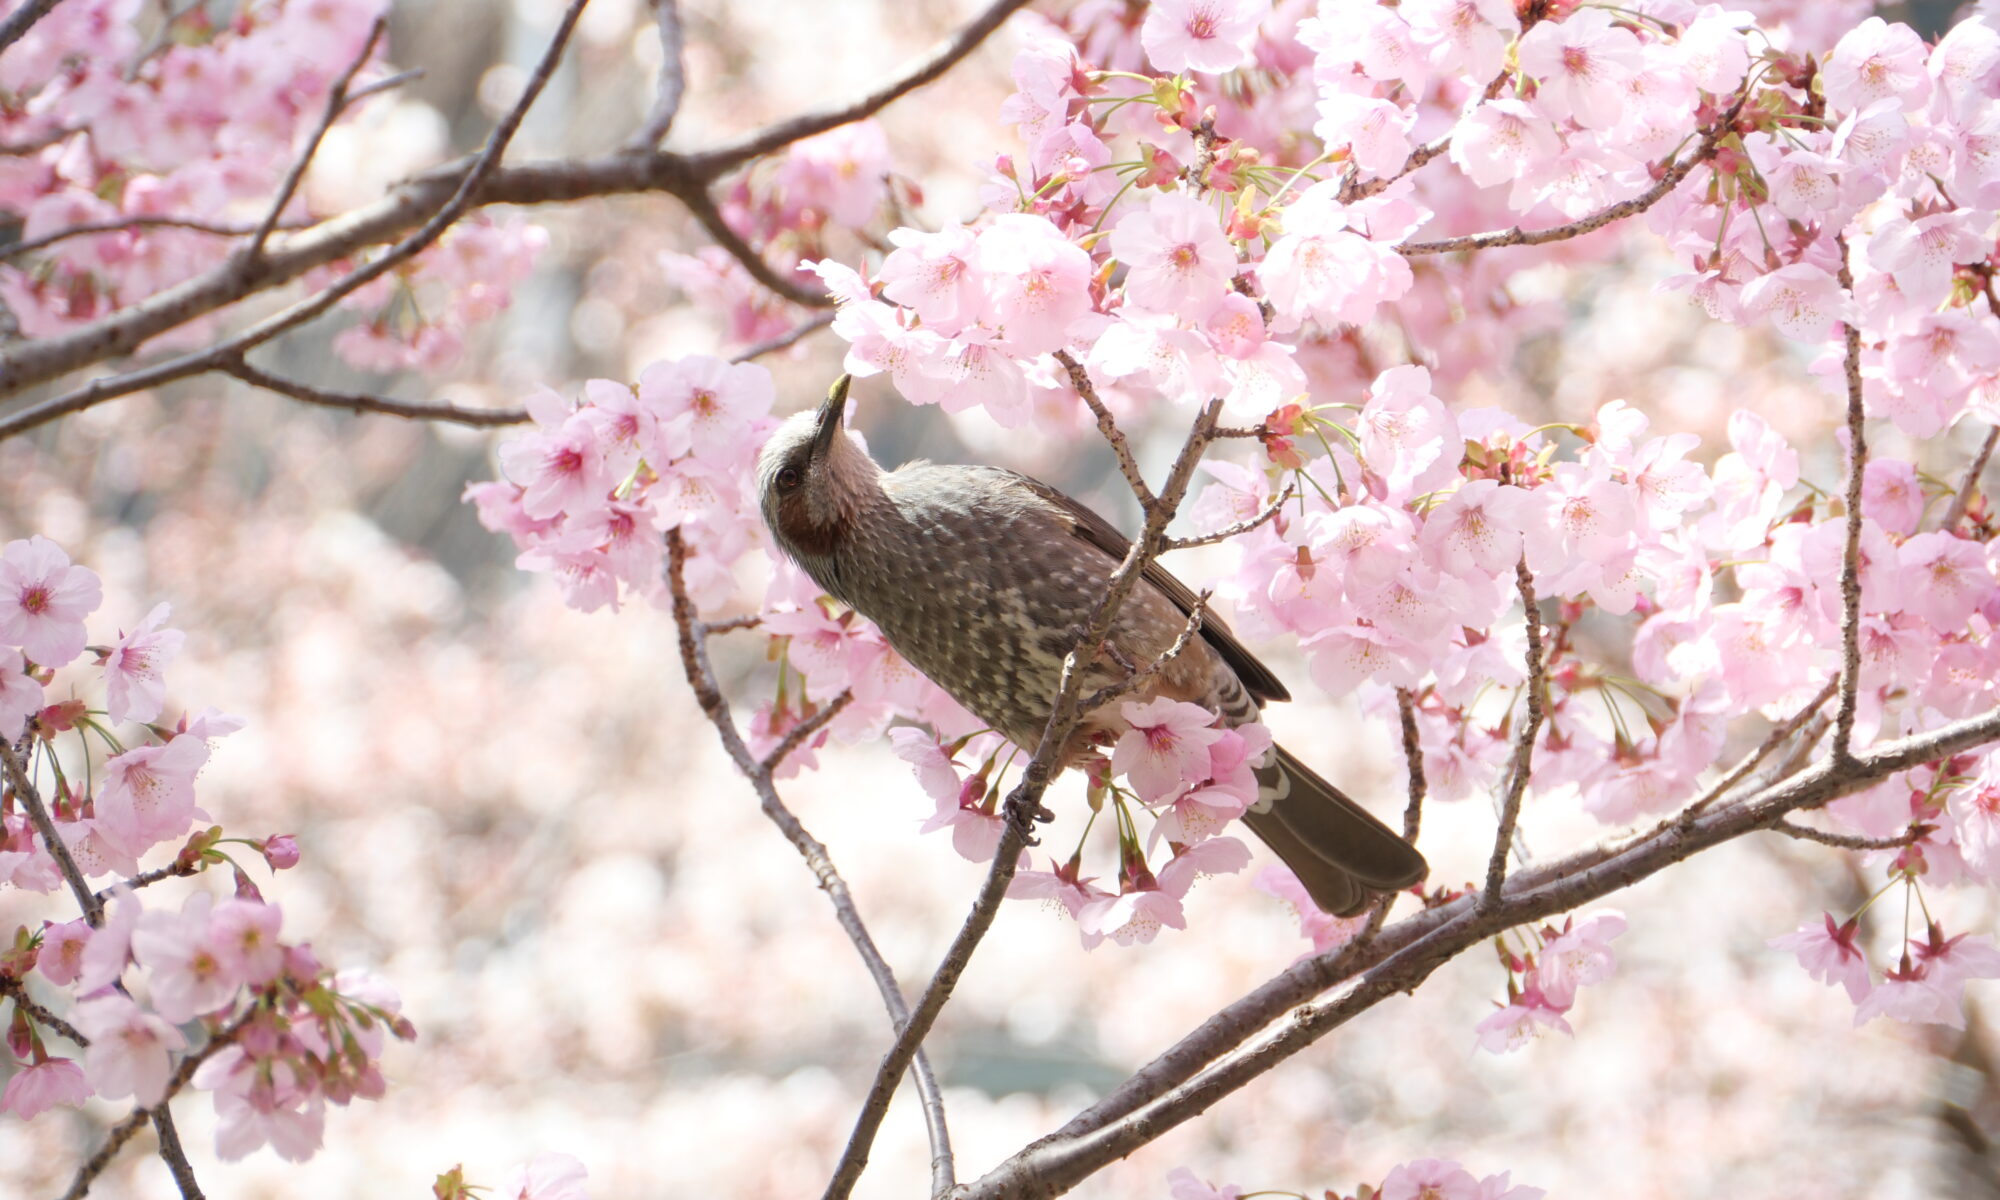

{"left": 697, "top": 614, "right": 763, "bottom": 635}
{"left": 1832, "top": 235, "right": 1867, "bottom": 764}
{"left": 218, "top": 357, "right": 531, "bottom": 427}
{"left": 664, "top": 532, "right": 954, "bottom": 1198}
{"left": 1162, "top": 482, "right": 1292, "bottom": 551}
{"left": 0, "top": 0, "right": 65, "bottom": 54}
{"left": 1772, "top": 818, "right": 1929, "bottom": 851}
{"left": 821, "top": 398, "right": 1225, "bottom": 1200}
{"left": 964, "top": 700, "right": 2000, "bottom": 1199}
{"left": 1680, "top": 678, "right": 1838, "bottom": 822}
{"left": 2, "top": 216, "right": 314, "bottom": 264}
{"left": 2, "top": 739, "right": 103, "bottom": 927}
{"left": 680, "top": 182, "right": 832, "bottom": 308}
{"left": 1942, "top": 424, "right": 1999, "bottom": 531}
{"left": 1481, "top": 560, "right": 1545, "bottom": 913}
{"left": 1396, "top": 688, "right": 1426, "bottom": 843}
{"left": 150, "top": 1104, "right": 203, "bottom": 1200}
{"left": 93, "top": 858, "right": 203, "bottom": 908}
{"left": 694, "top": 0, "right": 1034, "bottom": 173}
{"left": 1340, "top": 134, "right": 1450, "bottom": 204}
{"left": 1399, "top": 95, "right": 1744, "bottom": 259}
{"left": 241, "top": 18, "right": 388, "bottom": 264}
{"left": 1052, "top": 349, "right": 1155, "bottom": 508}
{"left": 1079, "top": 590, "right": 1210, "bottom": 717}
{"left": 760, "top": 690, "right": 854, "bottom": 775}
{"left": 0, "top": 972, "right": 87, "bottom": 1046}
{"left": 731, "top": 312, "right": 836, "bottom": 364}
{"left": 628, "top": 0, "right": 687, "bottom": 149}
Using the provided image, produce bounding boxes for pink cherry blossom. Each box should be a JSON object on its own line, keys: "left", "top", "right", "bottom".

{"left": 1738, "top": 264, "right": 1854, "bottom": 343}
{"left": 209, "top": 898, "right": 286, "bottom": 987}
{"left": 1450, "top": 100, "right": 1562, "bottom": 190}
{"left": 37, "top": 918, "right": 91, "bottom": 986}
{"left": 1140, "top": 0, "right": 1269, "bottom": 76}
{"left": 103, "top": 601, "right": 184, "bottom": 724}
{"left": 1853, "top": 961, "right": 1960, "bottom": 1028}
{"left": 497, "top": 389, "right": 612, "bottom": 522}
{"left": 1360, "top": 364, "right": 1461, "bottom": 503}
{"left": 1314, "top": 93, "right": 1415, "bottom": 179}
{"left": 974, "top": 214, "right": 1094, "bottom": 357}
{"left": 132, "top": 892, "right": 238, "bottom": 1023}
{"left": 499, "top": 1153, "right": 592, "bottom": 1200}
{"left": 1255, "top": 864, "right": 1368, "bottom": 953}
{"left": 1166, "top": 1165, "right": 1243, "bottom": 1200}
{"left": 1769, "top": 913, "right": 1871, "bottom": 1003}
{"left": 637, "top": 355, "right": 774, "bottom": 464}
{"left": 1535, "top": 910, "right": 1626, "bottom": 1007}
{"left": 1473, "top": 988, "right": 1574, "bottom": 1053}
{"left": 95, "top": 734, "right": 209, "bottom": 857}
{"left": 1381, "top": 1158, "right": 1480, "bottom": 1200}
{"left": 0, "top": 1058, "right": 90, "bottom": 1120}
{"left": 75, "top": 992, "right": 187, "bottom": 1106}
{"left": 1109, "top": 192, "right": 1237, "bottom": 317}
{"left": 0, "top": 535, "right": 102, "bottom": 667}
{"left": 1113, "top": 697, "right": 1226, "bottom": 802}
{"left": 1823, "top": 17, "right": 1931, "bottom": 114}
{"left": 0, "top": 645, "right": 40, "bottom": 741}
{"left": 878, "top": 224, "right": 984, "bottom": 336}
{"left": 1516, "top": 9, "right": 1641, "bottom": 130}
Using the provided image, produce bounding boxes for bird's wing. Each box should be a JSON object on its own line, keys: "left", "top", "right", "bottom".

{"left": 1001, "top": 470, "right": 1292, "bottom": 705}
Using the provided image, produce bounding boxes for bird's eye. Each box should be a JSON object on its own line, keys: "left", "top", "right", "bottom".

{"left": 776, "top": 465, "right": 803, "bottom": 491}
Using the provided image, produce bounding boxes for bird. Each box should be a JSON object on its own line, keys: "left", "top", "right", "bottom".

{"left": 756, "top": 376, "right": 1427, "bottom": 915}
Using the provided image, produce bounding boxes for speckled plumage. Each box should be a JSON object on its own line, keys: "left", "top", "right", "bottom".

{"left": 758, "top": 380, "right": 1427, "bottom": 914}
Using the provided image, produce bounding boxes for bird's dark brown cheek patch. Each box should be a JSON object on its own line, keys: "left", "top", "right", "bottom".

{"left": 776, "top": 491, "right": 841, "bottom": 557}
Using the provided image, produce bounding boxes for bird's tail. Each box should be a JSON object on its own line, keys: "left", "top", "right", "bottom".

{"left": 1242, "top": 745, "right": 1428, "bottom": 917}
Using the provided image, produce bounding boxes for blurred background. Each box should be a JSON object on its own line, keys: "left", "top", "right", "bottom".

{"left": 2, "top": 0, "right": 1999, "bottom": 1197}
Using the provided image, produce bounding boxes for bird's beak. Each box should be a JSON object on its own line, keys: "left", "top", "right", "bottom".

{"left": 810, "top": 374, "right": 850, "bottom": 462}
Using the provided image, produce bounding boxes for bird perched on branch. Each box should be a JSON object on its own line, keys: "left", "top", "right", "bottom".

{"left": 756, "top": 377, "right": 1426, "bottom": 915}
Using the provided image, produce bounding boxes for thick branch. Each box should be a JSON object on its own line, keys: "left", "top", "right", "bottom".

{"left": 966, "top": 702, "right": 2000, "bottom": 1199}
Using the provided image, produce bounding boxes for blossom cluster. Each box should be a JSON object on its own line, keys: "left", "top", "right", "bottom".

{"left": 0, "top": 0, "right": 541, "bottom": 371}
{"left": 1473, "top": 910, "right": 1627, "bottom": 1054}
{"left": 0, "top": 536, "right": 410, "bottom": 1163}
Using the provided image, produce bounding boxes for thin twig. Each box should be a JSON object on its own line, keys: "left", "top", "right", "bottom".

{"left": 218, "top": 357, "right": 531, "bottom": 427}
{"left": 0, "top": 973, "right": 87, "bottom": 1045}
{"left": 346, "top": 67, "right": 425, "bottom": 103}
{"left": 1832, "top": 235, "right": 1867, "bottom": 764}
{"left": 2, "top": 216, "right": 314, "bottom": 263}
{"left": 241, "top": 18, "right": 387, "bottom": 264}
{"left": 151, "top": 1103, "right": 204, "bottom": 1200}
{"left": 1396, "top": 688, "right": 1426, "bottom": 844}
{"left": 690, "top": 0, "right": 1034, "bottom": 173}
{"left": 1078, "top": 590, "right": 1209, "bottom": 717}
{"left": 730, "top": 312, "right": 836, "bottom": 364}
{"left": 1680, "top": 678, "right": 1839, "bottom": 822}
{"left": 1480, "top": 561, "right": 1545, "bottom": 913}
{"left": 664, "top": 532, "right": 954, "bottom": 1198}
{"left": 2, "top": 740, "right": 103, "bottom": 927}
{"left": 628, "top": 0, "right": 686, "bottom": 149}
{"left": 1340, "top": 134, "right": 1450, "bottom": 204}
{"left": 1162, "top": 483, "right": 1292, "bottom": 551}
{"left": 1052, "top": 349, "right": 1154, "bottom": 508}
{"left": 820, "top": 398, "right": 1224, "bottom": 1200}
{"left": 963, "top": 700, "right": 2000, "bottom": 1199}
{"left": 1400, "top": 95, "right": 1745, "bottom": 259}
{"left": 93, "top": 858, "right": 202, "bottom": 908}
{"left": 1772, "top": 818, "right": 1929, "bottom": 851}
{"left": 760, "top": 690, "right": 854, "bottom": 774}
{"left": 1942, "top": 424, "right": 1999, "bottom": 531}
{"left": 697, "top": 614, "right": 764, "bottom": 635}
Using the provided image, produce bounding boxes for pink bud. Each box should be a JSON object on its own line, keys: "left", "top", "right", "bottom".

{"left": 261, "top": 835, "right": 300, "bottom": 870}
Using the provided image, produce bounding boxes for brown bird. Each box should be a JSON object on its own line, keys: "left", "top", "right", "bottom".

{"left": 756, "top": 377, "right": 1426, "bottom": 914}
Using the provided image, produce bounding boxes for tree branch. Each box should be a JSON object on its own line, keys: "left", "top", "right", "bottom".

{"left": 0, "top": 972, "right": 86, "bottom": 1045}
{"left": 1162, "top": 482, "right": 1292, "bottom": 552}
{"left": 218, "top": 357, "right": 531, "bottom": 427}
{"left": 240, "top": 18, "right": 387, "bottom": 265}
{"left": 627, "top": 0, "right": 687, "bottom": 149}
{"left": 150, "top": 1103, "right": 204, "bottom": 1200}
{"left": 760, "top": 690, "right": 854, "bottom": 775}
{"left": 1396, "top": 688, "right": 1426, "bottom": 843}
{"left": 1942, "top": 424, "right": 1998, "bottom": 532}
{"left": 664, "top": 532, "right": 954, "bottom": 1199}
{"left": 1, "top": 216, "right": 316, "bottom": 264}
{"left": 692, "top": 0, "right": 1034, "bottom": 173}
{"left": 679, "top": 182, "right": 831, "bottom": 308}
{"left": 0, "top": 0, "right": 65, "bottom": 54}
{"left": 2, "top": 739, "right": 103, "bottom": 927}
{"left": 1772, "top": 818, "right": 1929, "bottom": 851}
{"left": 1832, "top": 235, "right": 1867, "bottom": 764}
{"left": 1051, "top": 349, "right": 1154, "bottom": 508}
{"left": 1481, "top": 560, "right": 1545, "bottom": 913}
{"left": 730, "top": 312, "right": 836, "bottom": 364}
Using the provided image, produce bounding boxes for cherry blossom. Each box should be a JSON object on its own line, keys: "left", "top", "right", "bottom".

{"left": 1140, "top": 0, "right": 1269, "bottom": 76}
{"left": 102, "top": 602, "right": 184, "bottom": 724}
{"left": 0, "top": 535, "right": 102, "bottom": 668}
{"left": 75, "top": 992, "right": 188, "bottom": 1106}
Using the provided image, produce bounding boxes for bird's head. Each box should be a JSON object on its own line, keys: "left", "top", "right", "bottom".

{"left": 757, "top": 374, "right": 882, "bottom": 565}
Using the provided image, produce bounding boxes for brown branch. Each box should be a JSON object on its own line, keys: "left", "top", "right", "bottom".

{"left": 241, "top": 18, "right": 387, "bottom": 264}
{"left": 1772, "top": 818, "right": 1929, "bottom": 851}
{"left": 628, "top": 0, "right": 687, "bottom": 149}
{"left": 694, "top": 0, "right": 1034, "bottom": 173}
{"left": 93, "top": 858, "right": 202, "bottom": 908}
{"left": 1396, "top": 688, "right": 1426, "bottom": 843}
{"left": 964, "top": 700, "right": 2000, "bottom": 1199}
{"left": 1340, "top": 134, "right": 1450, "bottom": 204}
{"left": 150, "top": 1104, "right": 203, "bottom": 1200}
{"left": 1680, "top": 678, "right": 1839, "bottom": 822}
{"left": 1942, "top": 424, "right": 1999, "bottom": 531}
{"left": 1052, "top": 349, "right": 1154, "bottom": 508}
{"left": 1399, "top": 94, "right": 1744, "bottom": 259}
{"left": 1078, "top": 590, "right": 1209, "bottom": 717}
{"left": 2, "top": 739, "right": 103, "bottom": 927}
{"left": 730, "top": 312, "right": 836, "bottom": 364}
{"left": 760, "top": 690, "right": 854, "bottom": 775}
{"left": 1832, "top": 236, "right": 1867, "bottom": 763}
{"left": 1162, "top": 482, "right": 1292, "bottom": 551}
{"left": 0, "top": 972, "right": 87, "bottom": 1046}
{"left": 697, "top": 614, "right": 763, "bottom": 635}
{"left": 820, "top": 397, "right": 1225, "bottom": 1200}
{"left": 218, "top": 357, "right": 531, "bottom": 427}
{"left": 680, "top": 182, "right": 831, "bottom": 308}
{"left": 2, "top": 216, "right": 315, "bottom": 264}
{"left": 0, "top": 0, "right": 65, "bottom": 53}
{"left": 664, "top": 532, "right": 955, "bottom": 1198}
{"left": 1481, "top": 560, "right": 1545, "bottom": 913}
